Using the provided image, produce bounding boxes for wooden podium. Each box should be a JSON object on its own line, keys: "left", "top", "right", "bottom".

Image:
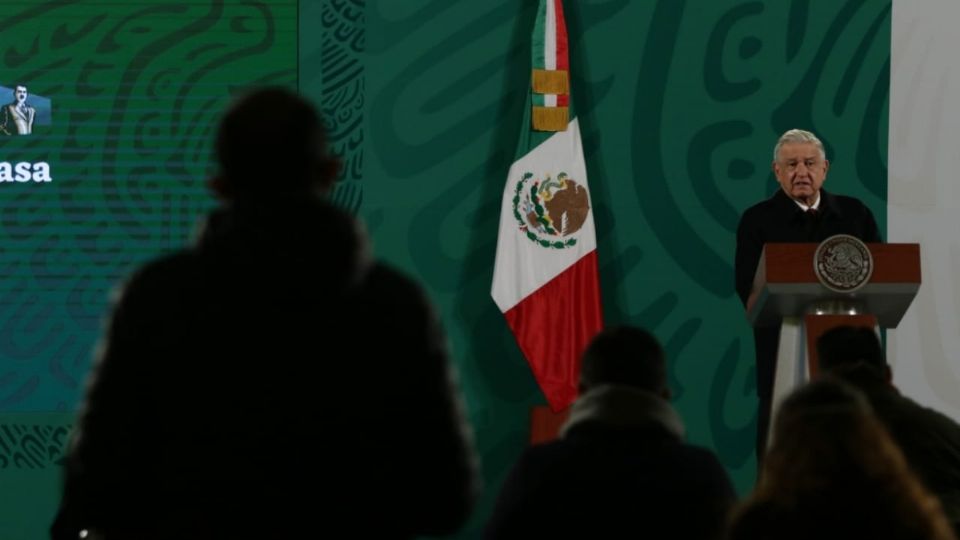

{"left": 747, "top": 242, "right": 921, "bottom": 447}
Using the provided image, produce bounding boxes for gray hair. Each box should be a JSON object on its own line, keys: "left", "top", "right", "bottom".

{"left": 773, "top": 129, "right": 826, "bottom": 162}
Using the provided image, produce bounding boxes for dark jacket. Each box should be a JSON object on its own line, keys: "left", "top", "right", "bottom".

{"left": 485, "top": 385, "right": 735, "bottom": 539}
{"left": 52, "top": 198, "right": 478, "bottom": 539}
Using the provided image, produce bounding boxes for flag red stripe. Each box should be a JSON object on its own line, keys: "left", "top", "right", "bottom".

{"left": 504, "top": 250, "right": 603, "bottom": 411}
{"left": 554, "top": 0, "right": 570, "bottom": 107}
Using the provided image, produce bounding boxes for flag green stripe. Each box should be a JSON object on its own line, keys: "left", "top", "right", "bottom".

{"left": 531, "top": 0, "right": 546, "bottom": 70}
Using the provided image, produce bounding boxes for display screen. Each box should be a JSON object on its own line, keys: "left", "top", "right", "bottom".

{"left": 0, "top": 1, "right": 298, "bottom": 411}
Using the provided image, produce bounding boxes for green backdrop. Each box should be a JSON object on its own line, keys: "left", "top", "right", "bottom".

{"left": 0, "top": 1, "right": 888, "bottom": 538}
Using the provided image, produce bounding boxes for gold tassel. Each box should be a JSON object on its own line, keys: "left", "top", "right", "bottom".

{"left": 532, "top": 69, "right": 569, "bottom": 95}
{"left": 532, "top": 106, "right": 569, "bottom": 132}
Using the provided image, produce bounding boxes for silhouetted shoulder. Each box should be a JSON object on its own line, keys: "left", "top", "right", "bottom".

{"left": 361, "top": 261, "right": 429, "bottom": 303}
{"left": 112, "top": 251, "right": 201, "bottom": 300}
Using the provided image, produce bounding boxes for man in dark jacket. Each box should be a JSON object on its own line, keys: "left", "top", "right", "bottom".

{"left": 817, "top": 325, "right": 960, "bottom": 535}
{"left": 485, "top": 326, "right": 735, "bottom": 539}
{"left": 735, "top": 129, "right": 882, "bottom": 460}
{"left": 51, "top": 88, "right": 479, "bottom": 539}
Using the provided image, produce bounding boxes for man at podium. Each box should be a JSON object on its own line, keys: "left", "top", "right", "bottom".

{"left": 734, "top": 128, "right": 881, "bottom": 460}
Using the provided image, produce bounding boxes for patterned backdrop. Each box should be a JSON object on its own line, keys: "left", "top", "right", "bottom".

{"left": 0, "top": 1, "right": 891, "bottom": 538}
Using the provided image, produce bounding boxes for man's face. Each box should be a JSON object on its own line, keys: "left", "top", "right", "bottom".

{"left": 14, "top": 86, "right": 27, "bottom": 104}
{"left": 773, "top": 142, "right": 829, "bottom": 205}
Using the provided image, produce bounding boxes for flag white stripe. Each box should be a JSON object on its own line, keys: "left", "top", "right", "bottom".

{"left": 491, "top": 118, "right": 597, "bottom": 312}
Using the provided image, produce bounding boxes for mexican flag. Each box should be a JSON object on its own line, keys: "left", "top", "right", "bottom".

{"left": 491, "top": 0, "right": 603, "bottom": 412}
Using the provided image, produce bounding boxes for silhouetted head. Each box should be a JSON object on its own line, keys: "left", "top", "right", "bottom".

{"left": 211, "top": 87, "right": 340, "bottom": 201}
{"left": 766, "top": 378, "right": 880, "bottom": 491}
{"left": 733, "top": 378, "right": 956, "bottom": 540}
{"left": 817, "top": 325, "right": 891, "bottom": 383}
{"left": 776, "top": 377, "right": 872, "bottom": 427}
{"left": 579, "top": 326, "right": 669, "bottom": 398}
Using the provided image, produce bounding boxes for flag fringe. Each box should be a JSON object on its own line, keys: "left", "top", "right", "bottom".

{"left": 532, "top": 69, "right": 569, "bottom": 95}
{"left": 532, "top": 106, "right": 568, "bottom": 132}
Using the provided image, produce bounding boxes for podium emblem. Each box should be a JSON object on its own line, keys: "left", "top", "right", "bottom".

{"left": 814, "top": 234, "right": 874, "bottom": 293}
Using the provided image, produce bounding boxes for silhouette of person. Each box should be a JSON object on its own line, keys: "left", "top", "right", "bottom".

{"left": 486, "top": 325, "right": 735, "bottom": 539}
{"left": 817, "top": 325, "right": 960, "bottom": 535}
{"left": 0, "top": 85, "right": 35, "bottom": 135}
{"left": 51, "top": 87, "right": 479, "bottom": 540}
{"left": 729, "top": 378, "right": 956, "bottom": 540}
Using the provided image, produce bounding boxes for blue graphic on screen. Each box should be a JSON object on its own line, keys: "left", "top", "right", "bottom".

{"left": 0, "top": 84, "right": 52, "bottom": 135}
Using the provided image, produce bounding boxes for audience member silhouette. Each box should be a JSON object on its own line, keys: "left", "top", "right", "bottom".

{"left": 51, "top": 87, "right": 479, "bottom": 539}
{"left": 817, "top": 325, "right": 960, "bottom": 534}
{"left": 485, "top": 325, "right": 735, "bottom": 539}
{"left": 728, "top": 378, "right": 956, "bottom": 540}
